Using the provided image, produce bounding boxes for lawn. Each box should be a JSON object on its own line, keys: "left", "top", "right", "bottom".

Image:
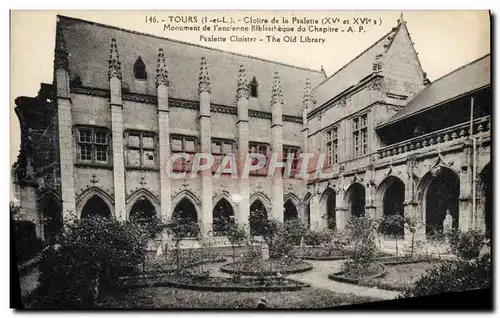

{"left": 98, "top": 286, "right": 382, "bottom": 309}
{"left": 360, "top": 261, "right": 443, "bottom": 291}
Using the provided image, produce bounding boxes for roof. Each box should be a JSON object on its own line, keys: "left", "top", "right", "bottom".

{"left": 312, "top": 26, "right": 400, "bottom": 107}
{"left": 378, "top": 54, "right": 491, "bottom": 128}
{"left": 57, "top": 15, "right": 325, "bottom": 117}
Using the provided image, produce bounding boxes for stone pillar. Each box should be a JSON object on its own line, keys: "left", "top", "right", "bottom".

{"left": 365, "top": 166, "right": 377, "bottom": 219}
{"left": 108, "top": 38, "right": 126, "bottom": 221}
{"left": 309, "top": 191, "right": 321, "bottom": 231}
{"left": 236, "top": 65, "right": 250, "bottom": 228}
{"left": 459, "top": 168, "right": 473, "bottom": 233}
{"left": 403, "top": 156, "right": 423, "bottom": 243}
{"left": 335, "top": 182, "right": 347, "bottom": 231}
{"left": 271, "top": 72, "right": 284, "bottom": 222}
{"left": 54, "top": 21, "right": 76, "bottom": 221}
{"left": 301, "top": 79, "right": 312, "bottom": 154}
{"left": 198, "top": 57, "right": 213, "bottom": 239}
{"left": 156, "top": 48, "right": 172, "bottom": 224}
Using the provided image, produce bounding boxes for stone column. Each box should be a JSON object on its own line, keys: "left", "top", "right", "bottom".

{"left": 301, "top": 79, "right": 312, "bottom": 154}
{"left": 156, "top": 48, "right": 172, "bottom": 224}
{"left": 236, "top": 65, "right": 250, "bottom": 228}
{"left": 198, "top": 57, "right": 213, "bottom": 239}
{"left": 403, "top": 156, "right": 423, "bottom": 243}
{"left": 271, "top": 72, "right": 284, "bottom": 222}
{"left": 335, "top": 174, "right": 347, "bottom": 231}
{"left": 54, "top": 21, "right": 76, "bottom": 221}
{"left": 309, "top": 190, "right": 321, "bottom": 231}
{"left": 108, "top": 38, "right": 126, "bottom": 221}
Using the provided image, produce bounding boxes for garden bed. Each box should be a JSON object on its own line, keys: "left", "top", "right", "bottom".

{"left": 328, "top": 263, "right": 387, "bottom": 284}
{"left": 298, "top": 247, "right": 391, "bottom": 261}
{"left": 141, "top": 256, "right": 226, "bottom": 276}
{"left": 220, "top": 259, "right": 312, "bottom": 275}
{"left": 122, "top": 272, "right": 310, "bottom": 292}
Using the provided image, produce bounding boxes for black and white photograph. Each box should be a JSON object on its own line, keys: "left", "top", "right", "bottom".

{"left": 9, "top": 9, "right": 492, "bottom": 310}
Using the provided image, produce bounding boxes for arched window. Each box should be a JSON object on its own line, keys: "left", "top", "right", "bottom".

{"left": 134, "top": 56, "right": 147, "bottom": 80}
{"left": 81, "top": 195, "right": 111, "bottom": 219}
{"left": 129, "top": 197, "right": 156, "bottom": 222}
{"left": 249, "top": 76, "right": 258, "bottom": 97}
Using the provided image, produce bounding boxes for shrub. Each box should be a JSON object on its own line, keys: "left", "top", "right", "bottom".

{"left": 448, "top": 229, "right": 485, "bottom": 260}
{"left": 343, "top": 216, "right": 377, "bottom": 275}
{"left": 33, "top": 215, "right": 164, "bottom": 308}
{"left": 401, "top": 254, "right": 492, "bottom": 297}
{"left": 166, "top": 215, "right": 199, "bottom": 272}
{"left": 304, "top": 229, "right": 329, "bottom": 247}
{"left": 282, "top": 218, "right": 308, "bottom": 246}
{"left": 379, "top": 214, "right": 405, "bottom": 257}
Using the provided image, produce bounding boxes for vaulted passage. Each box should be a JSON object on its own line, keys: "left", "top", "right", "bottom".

{"left": 323, "top": 188, "right": 336, "bottom": 230}
{"left": 425, "top": 168, "right": 459, "bottom": 237}
{"left": 41, "top": 197, "right": 62, "bottom": 241}
{"left": 173, "top": 198, "right": 199, "bottom": 237}
{"left": 381, "top": 177, "right": 405, "bottom": 238}
{"left": 213, "top": 198, "right": 234, "bottom": 236}
{"left": 249, "top": 200, "right": 268, "bottom": 236}
{"left": 346, "top": 183, "right": 365, "bottom": 217}
{"left": 81, "top": 196, "right": 111, "bottom": 219}
{"left": 283, "top": 200, "right": 298, "bottom": 223}
{"left": 129, "top": 198, "right": 156, "bottom": 221}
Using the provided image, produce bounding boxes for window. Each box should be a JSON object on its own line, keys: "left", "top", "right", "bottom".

{"left": 353, "top": 113, "right": 368, "bottom": 158}
{"left": 249, "top": 142, "right": 270, "bottom": 176}
{"left": 325, "top": 126, "right": 338, "bottom": 165}
{"left": 283, "top": 145, "right": 301, "bottom": 170}
{"left": 212, "top": 138, "right": 236, "bottom": 173}
{"left": 126, "top": 131, "right": 156, "bottom": 167}
{"left": 76, "top": 127, "right": 110, "bottom": 164}
{"left": 170, "top": 135, "right": 199, "bottom": 171}
{"left": 249, "top": 76, "right": 258, "bottom": 97}
{"left": 134, "top": 56, "right": 147, "bottom": 80}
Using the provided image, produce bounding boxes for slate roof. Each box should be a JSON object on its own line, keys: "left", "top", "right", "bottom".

{"left": 57, "top": 15, "right": 326, "bottom": 117}
{"left": 312, "top": 25, "right": 400, "bottom": 108}
{"left": 378, "top": 54, "right": 491, "bottom": 128}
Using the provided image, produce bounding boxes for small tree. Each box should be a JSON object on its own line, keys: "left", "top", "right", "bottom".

{"left": 379, "top": 214, "right": 405, "bottom": 258}
{"left": 165, "top": 214, "right": 199, "bottom": 273}
{"left": 405, "top": 217, "right": 425, "bottom": 259}
{"left": 261, "top": 218, "right": 281, "bottom": 259}
{"left": 223, "top": 217, "right": 247, "bottom": 278}
{"left": 448, "top": 229, "right": 486, "bottom": 260}
{"left": 343, "top": 216, "right": 377, "bottom": 274}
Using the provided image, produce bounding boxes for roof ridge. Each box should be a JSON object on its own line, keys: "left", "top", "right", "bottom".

{"left": 312, "top": 27, "right": 397, "bottom": 91}
{"left": 379, "top": 53, "right": 491, "bottom": 128}
{"left": 56, "top": 15, "right": 323, "bottom": 74}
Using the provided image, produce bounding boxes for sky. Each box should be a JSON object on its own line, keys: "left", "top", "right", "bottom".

{"left": 10, "top": 10, "right": 491, "bottom": 167}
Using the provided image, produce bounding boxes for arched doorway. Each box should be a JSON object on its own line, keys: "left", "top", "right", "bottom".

{"left": 81, "top": 195, "right": 112, "bottom": 219}
{"left": 129, "top": 198, "right": 156, "bottom": 222}
{"left": 321, "top": 188, "right": 336, "bottom": 230}
{"left": 249, "top": 200, "right": 268, "bottom": 236}
{"left": 283, "top": 199, "right": 298, "bottom": 223}
{"left": 213, "top": 198, "right": 235, "bottom": 236}
{"left": 423, "top": 167, "right": 460, "bottom": 237}
{"left": 346, "top": 183, "right": 365, "bottom": 217}
{"left": 479, "top": 163, "right": 492, "bottom": 238}
{"left": 173, "top": 198, "right": 199, "bottom": 237}
{"left": 380, "top": 177, "right": 405, "bottom": 238}
{"left": 41, "top": 196, "right": 63, "bottom": 241}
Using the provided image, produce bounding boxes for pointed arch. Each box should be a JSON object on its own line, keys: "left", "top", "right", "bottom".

{"left": 172, "top": 189, "right": 201, "bottom": 212}
{"left": 249, "top": 192, "right": 271, "bottom": 212}
{"left": 133, "top": 56, "right": 147, "bottom": 80}
{"left": 38, "top": 190, "right": 63, "bottom": 241}
{"left": 249, "top": 199, "right": 268, "bottom": 236}
{"left": 320, "top": 187, "right": 336, "bottom": 230}
{"left": 344, "top": 182, "right": 366, "bottom": 218}
{"left": 377, "top": 175, "right": 405, "bottom": 238}
{"left": 76, "top": 187, "right": 114, "bottom": 219}
{"left": 283, "top": 193, "right": 300, "bottom": 223}
{"left": 126, "top": 188, "right": 160, "bottom": 220}
{"left": 212, "top": 197, "right": 235, "bottom": 236}
{"left": 302, "top": 192, "right": 312, "bottom": 228}
{"left": 249, "top": 76, "right": 259, "bottom": 97}
{"left": 417, "top": 166, "right": 460, "bottom": 238}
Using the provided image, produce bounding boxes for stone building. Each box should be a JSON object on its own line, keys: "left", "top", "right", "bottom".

{"left": 13, "top": 15, "right": 491, "bottom": 246}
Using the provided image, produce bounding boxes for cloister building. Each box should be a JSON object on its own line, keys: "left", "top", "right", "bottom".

{"left": 13, "top": 15, "right": 491, "bottom": 246}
